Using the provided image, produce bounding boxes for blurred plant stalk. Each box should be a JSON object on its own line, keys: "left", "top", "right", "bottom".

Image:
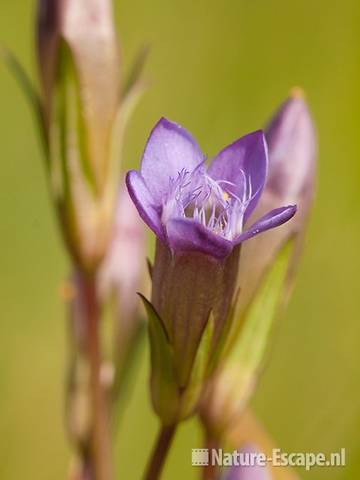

{"left": 200, "top": 92, "right": 317, "bottom": 455}
{"left": 34, "top": 1, "right": 146, "bottom": 479}
{"left": 67, "top": 271, "right": 112, "bottom": 480}
{"left": 36, "top": 0, "right": 120, "bottom": 478}
{"left": 5, "top": 0, "right": 146, "bottom": 475}
{"left": 98, "top": 182, "right": 147, "bottom": 415}
{"left": 65, "top": 184, "right": 147, "bottom": 480}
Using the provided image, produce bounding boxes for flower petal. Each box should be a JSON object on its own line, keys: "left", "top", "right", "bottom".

{"left": 140, "top": 117, "right": 204, "bottom": 204}
{"left": 208, "top": 130, "right": 268, "bottom": 222}
{"left": 126, "top": 170, "right": 165, "bottom": 241}
{"left": 235, "top": 205, "right": 297, "bottom": 244}
{"left": 166, "top": 218, "right": 233, "bottom": 259}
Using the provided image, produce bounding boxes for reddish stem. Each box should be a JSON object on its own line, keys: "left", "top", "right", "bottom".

{"left": 76, "top": 272, "right": 112, "bottom": 480}
{"left": 144, "top": 424, "right": 177, "bottom": 480}
{"left": 202, "top": 436, "right": 220, "bottom": 480}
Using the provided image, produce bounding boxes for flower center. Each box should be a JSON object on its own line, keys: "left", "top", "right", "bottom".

{"left": 161, "top": 168, "right": 252, "bottom": 240}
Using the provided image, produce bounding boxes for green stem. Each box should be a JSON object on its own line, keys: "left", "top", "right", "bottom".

{"left": 143, "top": 424, "right": 177, "bottom": 480}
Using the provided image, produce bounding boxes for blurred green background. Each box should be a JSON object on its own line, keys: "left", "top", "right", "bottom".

{"left": 1, "top": 0, "right": 360, "bottom": 478}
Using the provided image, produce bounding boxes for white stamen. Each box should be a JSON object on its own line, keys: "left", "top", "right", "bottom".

{"left": 161, "top": 167, "right": 256, "bottom": 240}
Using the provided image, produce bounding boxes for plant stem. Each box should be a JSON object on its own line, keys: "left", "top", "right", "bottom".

{"left": 77, "top": 271, "right": 112, "bottom": 480}
{"left": 202, "top": 435, "right": 220, "bottom": 480}
{"left": 144, "top": 424, "right": 177, "bottom": 480}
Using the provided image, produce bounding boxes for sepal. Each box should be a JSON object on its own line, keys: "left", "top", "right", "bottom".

{"left": 139, "top": 294, "right": 179, "bottom": 425}
{"left": 141, "top": 296, "right": 218, "bottom": 424}
{"left": 179, "top": 312, "right": 215, "bottom": 419}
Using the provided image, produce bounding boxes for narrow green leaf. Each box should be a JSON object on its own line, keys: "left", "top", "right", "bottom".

{"left": 139, "top": 293, "right": 169, "bottom": 342}
{"left": 122, "top": 45, "right": 150, "bottom": 98}
{"left": 2, "top": 48, "right": 48, "bottom": 155}
{"left": 138, "top": 294, "right": 179, "bottom": 425}
{"left": 108, "top": 76, "right": 147, "bottom": 184}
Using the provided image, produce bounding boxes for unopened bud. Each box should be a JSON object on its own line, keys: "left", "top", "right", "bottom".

{"left": 238, "top": 93, "right": 317, "bottom": 311}
{"left": 37, "top": 0, "right": 121, "bottom": 183}
{"left": 36, "top": 0, "right": 127, "bottom": 270}
{"left": 201, "top": 93, "right": 317, "bottom": 437}
{"left": 98, "top": 181, "right": 147, "bottom": 381}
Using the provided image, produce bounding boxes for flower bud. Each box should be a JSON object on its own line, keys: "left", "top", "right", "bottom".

{"left": 200, "top": 92, "right": 317, "bottom": 437}
{"left": 99, "top": 180, "right": 146, "bottom": 325}
{"left": 36, "top": 0, "right": 128, "bottom": 271}
{"left": 37, "top": 0, "right": 121, "bottom": 179}
{"left": 237, "top": 91, "right": 316, "bottom": 313}
{"left": 98, "top": 180, "right": 147, "bottom": 385}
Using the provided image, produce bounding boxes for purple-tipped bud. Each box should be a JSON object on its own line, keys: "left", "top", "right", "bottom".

{"left": 266, "top": 89, "right": 316, "bottom": 202}
{"left": 222, "top": 445, "right": 270, "bottom": 480}
{"left": 200, "top": 92, "right": 317, "bottom": 437}
{"left": 37, "top": 0, "right": 60, "bottom": 109}
{"left": 98, "top": 181, "right": 147, "bottom": 368}
{"left": 99, "top": 181, "right": 146, "bottom": 319}
{"left": 238, "top": 91, "right": 316, "bottom": 310}
{"left": 36, "top": 0, "right": 125, "bottom": 270}
{"left": 37, "top": 0, "right": 121, "bottom": 187}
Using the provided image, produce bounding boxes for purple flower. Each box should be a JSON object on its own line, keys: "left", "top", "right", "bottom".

{"left": 126, "top": 118, "right": 297, "bottom": 424}
{"left": 126, "top": 118, "right": 296, "bottom": 259}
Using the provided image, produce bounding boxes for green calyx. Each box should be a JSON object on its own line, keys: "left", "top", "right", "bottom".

{"left": 140, "top": 294, "right": 216, "bottom": 425}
